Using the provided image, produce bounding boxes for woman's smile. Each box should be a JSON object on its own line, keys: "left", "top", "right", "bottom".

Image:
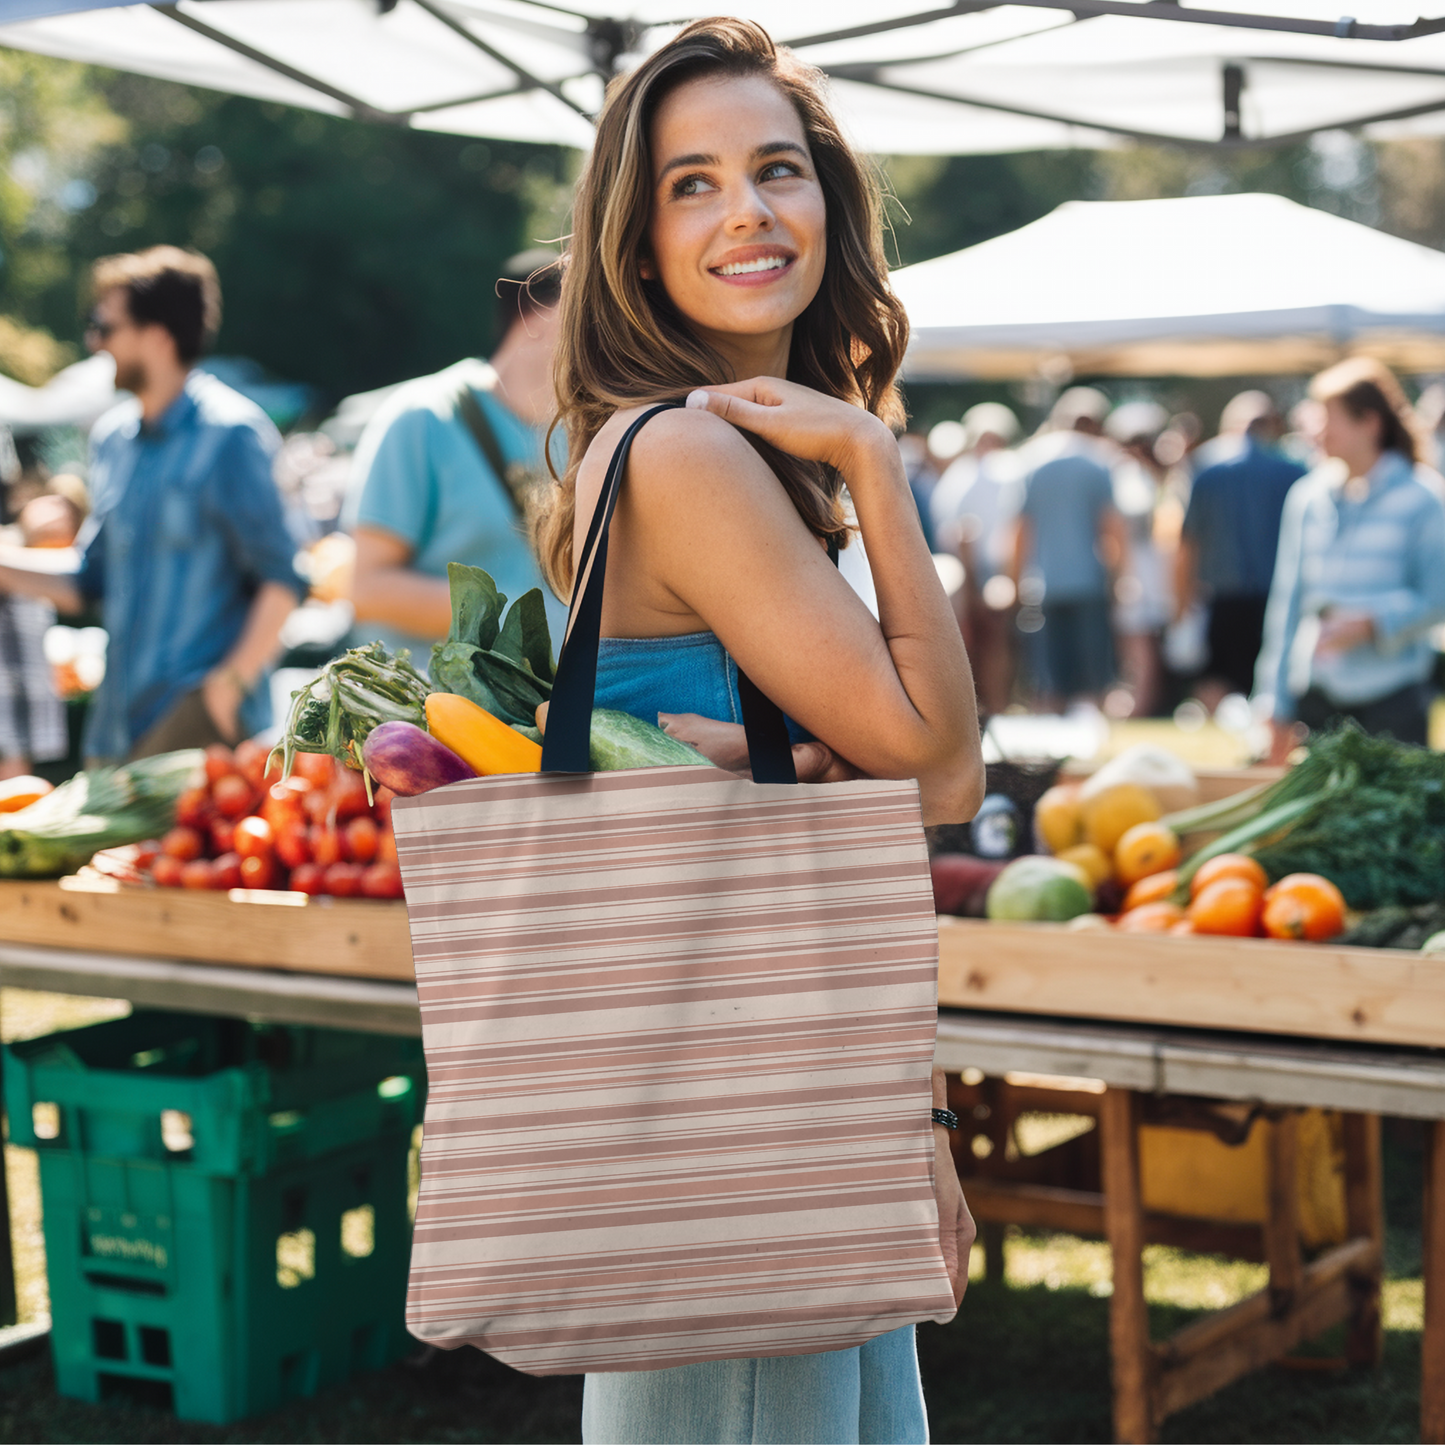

{"left": 709, "top": 244, "right": 797, "bottom": 285}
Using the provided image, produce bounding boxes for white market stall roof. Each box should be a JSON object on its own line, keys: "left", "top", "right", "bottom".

{"left": 1, "top": 1, "right": 1445, "bottom": 153}
{"left": 890, "top": 191, "right": 1445, "bottom": 378}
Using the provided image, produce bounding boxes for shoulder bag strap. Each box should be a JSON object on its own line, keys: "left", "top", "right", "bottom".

{"left": 541, "top": 403, "right": 797, "bottom": 784}
{"left": 454, "top": 378, "right": 535, "bottom": 519}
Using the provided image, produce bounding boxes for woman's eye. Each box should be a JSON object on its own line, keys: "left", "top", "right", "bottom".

{"left": 759, "top": 161, "right": 800, "bottom": 182}
{"left": 671, "top": 173, "right": 715, "bottom": 198}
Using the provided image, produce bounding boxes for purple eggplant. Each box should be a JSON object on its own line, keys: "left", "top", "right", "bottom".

{"left": 362, "top": 720, "right": 476, "bottom": 795}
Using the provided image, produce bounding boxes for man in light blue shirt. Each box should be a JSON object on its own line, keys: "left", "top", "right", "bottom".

{"left": 345, "top": 252, "right": 568, "bottom": 667}
{"left": 1256, "top": 360, "right": 1445, "bottom": 757}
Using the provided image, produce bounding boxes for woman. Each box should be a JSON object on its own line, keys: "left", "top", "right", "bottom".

{"left": 534, "top": 18, "right": 983, "bottom": 1444}
{"left": 1257, "top": 358, "right": 1445, "bottom": 761}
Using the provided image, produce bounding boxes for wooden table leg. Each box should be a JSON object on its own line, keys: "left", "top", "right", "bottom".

{"left": 1341, "top": 1113, "right": 1383, "bottom": 1368}
{"left": 1423, "top": 1120, "right": 1445, "bottom": 1443}
{"left": 1101, "top": 1087, "right": 1154, "bottom": 1444}
{"left": 1264, "top": 1111, "right": 1302, "bottom": 1316}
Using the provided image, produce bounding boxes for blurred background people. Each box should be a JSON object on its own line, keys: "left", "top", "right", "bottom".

{"left": 1177, "top": 391, "right": 1306, "bottom": 710}
{"left": 897, "top": 432, "right": 939, "bottom": 553}
{"left": 0, "top": 246, "right": 302, "bottom": 761}
{"left": 1012, "top": 387, "right": 1128, "bottom": 711}
{"left": 1256, "top": 359, "right": 1445, "bottom": 759}
{"left": 345, "top": 250, "right": 568, "bottom": 665}
{"left": 1105, "top": 401, "right": 1172, "bottom": 717}
{"left": 930, "top": 402, "right": 1024, "bottom": 716}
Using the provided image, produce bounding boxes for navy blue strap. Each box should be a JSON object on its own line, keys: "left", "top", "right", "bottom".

{"left": 541, "top": 404, "right": 797, "bottom": 783}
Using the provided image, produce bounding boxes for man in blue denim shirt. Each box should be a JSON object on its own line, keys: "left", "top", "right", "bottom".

{"left": 0, "top": 248, "right": 303, "bottom": 760}
{"left": 1256, "top": 359, "right": 1445, "bottom": 759}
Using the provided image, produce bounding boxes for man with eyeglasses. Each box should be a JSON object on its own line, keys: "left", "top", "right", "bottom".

{"left": 0, "top": 246, "right": 303, "bottom": 761}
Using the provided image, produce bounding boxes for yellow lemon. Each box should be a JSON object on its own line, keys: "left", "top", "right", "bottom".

{"left": 1033, "top": 783, "right": 1083, "bottom": 854}
{"left": 1081, "top": 782, "right": 1162, "bottom": 856}
{"left": 1056, "top": 842, "right": 1113, "bottom": 890}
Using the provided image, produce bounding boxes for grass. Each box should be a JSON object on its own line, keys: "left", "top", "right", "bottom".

{"left": 1, "top": 986, "right": 1431, "bottom": 1442}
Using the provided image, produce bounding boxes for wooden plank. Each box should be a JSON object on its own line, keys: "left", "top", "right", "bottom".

{"left": 0, "top": 881, "right": 414, "bottom": 981}
{"left": 0, "top": 941, "right": 422, "bottom": 1035}
{"left": 1423, "top": 1121, "right": 1445, "bottom": 1445}
{"left": 1341, "top": 1114, "right": 1384, "bottom": 1367}
{"left": 1264, "top": 1112, "right": 1302, "bottom": 1314}
{"left": 1101, "top": 1089, "right": 1155, "bottom": 1444}
{"left": 939, "top": 916, "right": 1445, "bottom": 1050}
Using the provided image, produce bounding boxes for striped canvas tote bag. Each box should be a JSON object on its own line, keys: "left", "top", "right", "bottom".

{"left": 392, "top": 405, "right": 956, "bottom": 1375}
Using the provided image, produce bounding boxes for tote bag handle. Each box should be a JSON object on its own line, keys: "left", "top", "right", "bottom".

{"left": 541, "top": 403, "right": 797, "bottom": 783}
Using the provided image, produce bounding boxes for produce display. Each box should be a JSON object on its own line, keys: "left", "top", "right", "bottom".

{"left": 930, "top": 729, "right": 1445, "bottom": 954}
{"left": 0, "top": 752, "right": 202, "bottom": 878}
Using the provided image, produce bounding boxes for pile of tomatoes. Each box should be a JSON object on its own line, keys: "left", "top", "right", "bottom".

{"left": 142, "top": 741, "right": 404, "bottom": 899}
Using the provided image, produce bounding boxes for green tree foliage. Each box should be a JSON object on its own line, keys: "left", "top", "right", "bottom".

{"left": 1, "top": 60, "right": 573, "bottom": 399}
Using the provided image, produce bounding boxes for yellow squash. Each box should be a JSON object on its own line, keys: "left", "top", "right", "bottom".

{"left": 425, "top": 694, "right": 543, "bottom": 776}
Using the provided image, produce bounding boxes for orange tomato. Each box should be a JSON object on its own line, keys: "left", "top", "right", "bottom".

{"left": 1116, "top": 900, "right": 1186, "bottom": 933}
{"left": 1122, "top": 870, "right": 1179, "bottom": 912}
{"left": 1189, "top": 852, "right": 1268, "bottom": 899}
{"left": 1114, "top": 822, "right": 1181, "bottom": 886}
{"left": 1188, "top": 877, "right": 1264, "bottom": 936}
{"left": 1261, "top": 873, "right": 1346, "bottom": 942}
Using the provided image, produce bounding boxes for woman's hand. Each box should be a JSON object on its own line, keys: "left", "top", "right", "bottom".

{"left": 685, "top": 377, "right": 892, "bottom": 478}
{"left": 932, "top": 1069, "right": 974, "bottom": 1308}
{"left": 658, "top": 713, "right": 866, "bottom": 783}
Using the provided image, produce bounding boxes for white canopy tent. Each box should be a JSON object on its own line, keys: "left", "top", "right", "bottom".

{"left": 0, "top": 0, "right": 1444, "bottom": 154}
{"left": 890, "top": 191, "right": 1445, "bottom": 378}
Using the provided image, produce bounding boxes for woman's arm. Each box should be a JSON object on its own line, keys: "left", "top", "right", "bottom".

{"left": 599, "top": 384, "right": 983, "bottom": 824}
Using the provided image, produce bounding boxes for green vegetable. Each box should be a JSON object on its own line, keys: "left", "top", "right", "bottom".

{"left": 1167, "top": 725, "right": 1445, "bottom": 910}
{"left": 276, "top": 642, "right": 431, "bottom": 788}
{"left": 0, "top": 750, "right": 203, "bottom": 878}
{"left": 429, "top": 563, "right": 554, "bottom": 727}
{"left": 986, "top": 856, "right": 1093, "bottom": 922}
{"left": 1339, "top": 902, "right": 1445, "bottom": 951}
{"left": 587, "top": 709, "right": 708, "bottom": 770}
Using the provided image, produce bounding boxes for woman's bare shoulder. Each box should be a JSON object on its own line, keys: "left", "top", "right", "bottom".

{"left": 580, "top": 404, "right": 761, "bottom": 502}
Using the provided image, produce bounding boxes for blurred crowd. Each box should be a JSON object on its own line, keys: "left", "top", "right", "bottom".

{"left": 908, "top": 365, "right": 1445, "bottom": 757}
{"left": 0, "top": 241, "right": 1442, "bottom": 777}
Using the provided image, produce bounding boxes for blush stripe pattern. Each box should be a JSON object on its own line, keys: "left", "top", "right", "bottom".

{"left": 392, "top": 763, "right": 955, "bottom": 1376}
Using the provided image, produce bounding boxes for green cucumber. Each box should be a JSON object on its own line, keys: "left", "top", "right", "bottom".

{"left": 589, "top": 709, "right": 709, "bottom": 770}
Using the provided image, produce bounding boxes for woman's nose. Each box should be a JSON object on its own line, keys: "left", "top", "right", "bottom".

{"left": 726, "top": 182, "right": 774, "bottom": 231}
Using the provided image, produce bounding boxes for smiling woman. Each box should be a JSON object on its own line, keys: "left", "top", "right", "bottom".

{"left": 528, "top": 18, "right": 985, "bottom": 1445}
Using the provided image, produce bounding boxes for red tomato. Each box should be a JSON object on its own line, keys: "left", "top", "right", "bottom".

{"left": 361, "top": 862, "right": 404, "bottom": 899}
{"left": 274, "top": 821, "right": 311, "bottom": 870}
{"left": 211, "top": 851, "right": 243, "bottom": 890}
{"left": 302, "top": 785, "right": 332, "bottom": 823}
{"left": 239, "top": 853, "right": 277, "bottom": 890}
{"left": 376, "top": 829, "right": 398, "bottom": 864}
{"left": 331, "top": 768, "right": 370, "bottom": 823}
{"left": 233, "top": 738, "right": 272, "bottom": 788}
{"left": 161, "top": 826, "right": 204, "bottom": 862}
{"left": 323, "top": 862, "right": 364, "bottom": 897}
{"left": 371, "top": 786, "right": 395, "bottom": 828}
{"left": 310, "top": 825, "right": 344, "bottom": 868}
{"left": 212, "top": 774, "right": 255, "bottom": 821}
{"left": 261, "top": 779, "right": 308, "bottom": 830}
{"left": 209, "top": 817, "right": 236, "bottom": 856}
{"left": 289, "top": 861, "right": 325, "bottom": 895}
{"left": 175, "top": 787, "right": 212, "bottom": 829}
{"left": 134, "top": 839, "right": 161, "bottom": 869}
{"left": 180, "top": 858, "right": 216, "bottom": 890}
{"left": 344, "top": 816, "right": 379, "bottom": 865}
{"left": 151, "top": 854, "right": 184, "bottom": 887}
{"left": 203, "top": 743, "right": 237, "bottom": 785}
{"left": 233, "top": 816, "right": 274, "bottom": 860}
{"left": 293, "top": 752, "right": 335, "bottom": 788}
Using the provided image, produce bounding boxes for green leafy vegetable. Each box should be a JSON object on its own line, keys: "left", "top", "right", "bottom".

{"left": 0, "top": 750, "right": 203, "bottom": 878}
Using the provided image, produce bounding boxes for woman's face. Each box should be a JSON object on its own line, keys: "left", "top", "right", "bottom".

{"left": 1319, "top": 396, "right": 1382, "bottom": 470}
{"left": 645, "top": 73, "right": 827, "bottom": 368}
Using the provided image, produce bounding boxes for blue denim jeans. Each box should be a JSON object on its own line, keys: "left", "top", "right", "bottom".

{"left": 580, "top": 1325, "right": 927, "bottom": 1445}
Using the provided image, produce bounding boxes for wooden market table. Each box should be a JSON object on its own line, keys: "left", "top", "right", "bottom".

{"left": 5, "top": 877, "right": 1445, "bottom": 1442}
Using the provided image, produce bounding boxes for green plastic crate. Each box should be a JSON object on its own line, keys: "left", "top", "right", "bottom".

{"left": 4, "top": 1012, "right": 425, "bottom": 1424}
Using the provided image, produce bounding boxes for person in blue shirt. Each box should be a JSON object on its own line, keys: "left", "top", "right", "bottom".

{"left": 1256, "top": 358, "right": 1445, "bottom": 760}
{"left": 0, "top": 247, "right": 303, "bottom": 761}
{"left": 1177, "top": 392, "right": 1306, "bottom": 702}
{"left": 344, "top": 251, "right": 569, "bottom": 665}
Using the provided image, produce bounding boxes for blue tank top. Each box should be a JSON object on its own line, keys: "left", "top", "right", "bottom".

{"left": 595, "top": 631, "right": 812, "bottom": 744}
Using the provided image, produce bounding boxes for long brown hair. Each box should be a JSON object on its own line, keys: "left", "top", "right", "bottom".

{"left": 1310, "top": 357, "right": 1423, "bottom": 464}
{"left": 534, "top": 16, "right": 908, "bottom": 598}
